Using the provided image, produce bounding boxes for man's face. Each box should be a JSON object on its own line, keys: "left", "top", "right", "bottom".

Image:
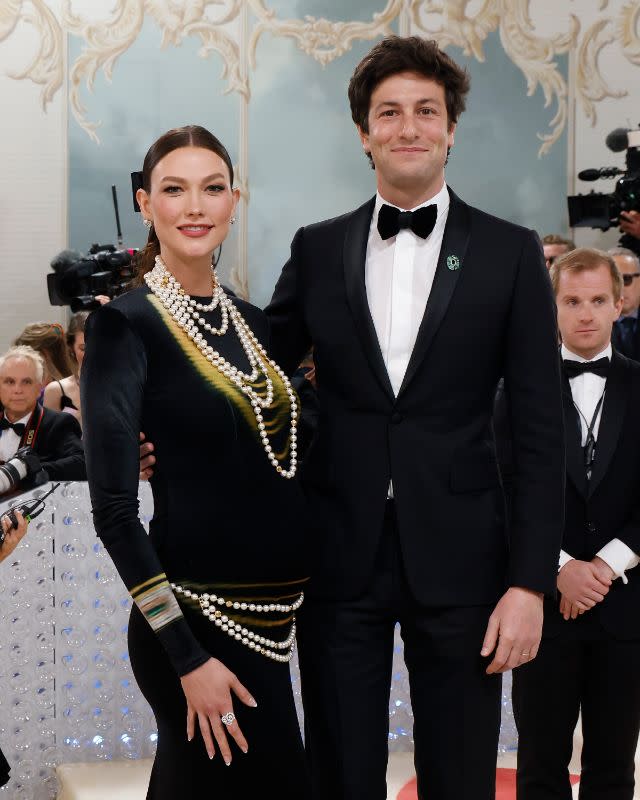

{"left": 358, "top": 71, "right": 455, "bottom": 204}
{"left": 556, "top": 264, "right": 622, "bottom": 359}
{"left": 0, "top": 358, "right": 42, "bottom": 421}
{"left": 543, "top": 243, "right": 569, "bottom": 270}
{"left": 612, "top": 254, "right": 640, "bottom": 315}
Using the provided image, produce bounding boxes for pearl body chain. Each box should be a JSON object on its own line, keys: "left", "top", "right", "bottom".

{"left": 171, "top": 583, "right": 303, "bottom": 663}
{"left": 145, "top": 256, "right": 298, "bottom": 478}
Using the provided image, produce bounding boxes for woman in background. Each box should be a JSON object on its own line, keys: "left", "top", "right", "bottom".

{"left": 14, "top": 322, "right": 72, "bottom": 385}
{"left": 43, "top": 311, "right": 88, "bottom": 426}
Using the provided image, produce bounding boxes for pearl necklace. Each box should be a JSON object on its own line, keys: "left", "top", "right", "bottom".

{"left": 145, "top": 256, "right": 298, "bottom": 478}
{"left": 171, "top": 583, "right": 302, "bottom": 663}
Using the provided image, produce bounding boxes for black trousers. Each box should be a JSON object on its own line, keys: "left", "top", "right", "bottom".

{"left": 297, "top": 501, "right": 502, "bottom": 800}
{"left": 512, "top": 612, "right": 640, "bottom": 800}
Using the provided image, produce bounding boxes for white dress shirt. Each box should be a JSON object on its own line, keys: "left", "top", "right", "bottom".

{"left": 0, "top": 412, "right": 31, "bottom": 463}
{"left": 559, "top": 344, "right": 640, "bottom": 583}
{"left": 365, "top": 182, "right": 450, "bottom": 396}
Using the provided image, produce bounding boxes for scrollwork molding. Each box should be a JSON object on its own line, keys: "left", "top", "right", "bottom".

{"left": 3, "top": 1, "right": 639, "bottom": 153}
{"left": 3, "top": 0, "right": 640, "bottom": 295}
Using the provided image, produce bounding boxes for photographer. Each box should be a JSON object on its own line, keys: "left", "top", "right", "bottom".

{"left": 620, "top": 209, "right": 640, "bottom": 243}
{"left": 0, "top": 508, "right": 28, "bottom": 561}
{"left": 610, "top": 247, "right": 640, "bottom": 360}
{"left": 0, "top": 346, "right": 85, "bottom": 492}
{"left": 541, "top": 234, "right": 576, "bottom": 270}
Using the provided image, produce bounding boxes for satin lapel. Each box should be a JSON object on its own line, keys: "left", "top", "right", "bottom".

{"left": 562, "top": 376, "right": 587, "bottom": 496}
{"left": 343, "top": 197, "right": 394, "bottom": 400}
{"left": 588, "top": 352, "right": 628, "bottom": 496}
{"left": 397, "top": 188, "right": 471, "bottom": 398}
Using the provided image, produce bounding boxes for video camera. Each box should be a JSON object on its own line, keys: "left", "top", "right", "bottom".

{"left": 47, "top": 185, "right": 137, "bottom": 311}
{"left": 47, "top": 244, "right": 134, "bottom": 311}
{"left": 568, "top": 127, "right": 640, "bottom": 251}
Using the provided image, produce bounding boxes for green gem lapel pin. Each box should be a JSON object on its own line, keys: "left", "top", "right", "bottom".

{"left": 446, "top": 254, "right": 461, "bottom": 271}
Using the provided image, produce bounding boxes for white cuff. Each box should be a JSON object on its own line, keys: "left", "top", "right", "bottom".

{"left": 558, "top": 550, "right": 574, "bottom": 572}
{"left": 596, "top": 539, "right": 640, "bottom": 585}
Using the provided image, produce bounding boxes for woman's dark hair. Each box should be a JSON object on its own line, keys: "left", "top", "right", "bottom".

{"left": 348, "top": 36, "right": 471, "bottom": 167}
{"left": 66, "top": 311, "right": 89, "bottom": 370}
{"left": 134, "top": 125, "right": 234, "bottom": 284}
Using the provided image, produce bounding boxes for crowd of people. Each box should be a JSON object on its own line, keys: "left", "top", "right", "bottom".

{"left": 1, "top": 32, "right": 639, "bottom": 800}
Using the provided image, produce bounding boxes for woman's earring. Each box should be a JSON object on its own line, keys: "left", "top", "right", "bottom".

{"left": 143, "top": 218, "right": 153, "bottom": 230}
{"left": 230, "top": 217, "right": 236, "bottom": 225}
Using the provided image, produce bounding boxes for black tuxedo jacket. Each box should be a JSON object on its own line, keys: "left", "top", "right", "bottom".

{"left": 611, "top": 316, "right": 640, "bottom": 361}
{"left": 33, "top": 407, "right": 85, "bottom": 482}
{"left": 543, "top": 351, "right": 640, "bottom": 640}
{"left": 266, "top": 188, "right": 565, "bottom": 604}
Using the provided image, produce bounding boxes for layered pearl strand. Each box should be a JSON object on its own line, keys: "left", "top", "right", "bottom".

{"left": 145, "top": 256, "right": 298, "bottom": 478}
{"left": 171, "top": 583, "right": 303, "bottom": 663}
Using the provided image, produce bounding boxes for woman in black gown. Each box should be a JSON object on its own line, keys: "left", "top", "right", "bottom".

{"left": 81, "top": 126, "right": 310, "bottom": 797}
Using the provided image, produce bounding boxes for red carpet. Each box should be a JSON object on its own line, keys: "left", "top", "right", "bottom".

{"left": 397, "top": 768, "right": 580, "bottom": 799}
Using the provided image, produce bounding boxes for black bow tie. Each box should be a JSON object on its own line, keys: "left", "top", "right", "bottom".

{"left": 0, "top": 418, "right": 25, "bottom": 436}
{"left": 377, "top": 203, "right": 437, "bottom": 241}
{"left": 563, "top": 357, "right": 610, "bottom": 379}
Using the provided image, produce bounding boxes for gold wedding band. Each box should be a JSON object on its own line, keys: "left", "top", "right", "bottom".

{"left": 521, "top": 651, "right": 530, "bottom": 656}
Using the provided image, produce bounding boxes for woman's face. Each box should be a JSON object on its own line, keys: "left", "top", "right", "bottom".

{"left": 73, "top": 332, "right": 85, "bottom": 370}
{"left": 138, "top": 146, "right": 239, "bottom": 270}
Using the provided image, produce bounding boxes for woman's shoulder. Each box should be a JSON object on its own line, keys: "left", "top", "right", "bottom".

{"left": 88, "top": 286, "right": 153, "bottom": 330}
{"left": 43, "top": 379, "right": 63, "bottom": 404}
{"left": 85, "top": 286, "right": 154, "bottom": 348}
{"left": 107, "top": 284, "right": 151, "bottom": 315}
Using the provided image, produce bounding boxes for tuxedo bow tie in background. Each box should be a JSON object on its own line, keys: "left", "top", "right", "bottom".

{"left": 563, "top": 357, "right": 610, "bottom": 379}
{"left": 377, "top": 203, "right": 437, "bottom": 241}
{"left": 0, "top": 418, "right": 25, "bottom": 436}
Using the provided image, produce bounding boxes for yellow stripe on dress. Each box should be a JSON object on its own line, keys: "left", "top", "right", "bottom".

{"left": 146, "top": 293, "right": 293, "bottom": 443}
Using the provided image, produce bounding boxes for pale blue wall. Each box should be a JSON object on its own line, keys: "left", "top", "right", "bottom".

{"left": 68, "top": 14, "right": 567, "bottom": 307}
{"left": 68, "top": 18, "right": 240, "bottom": 277}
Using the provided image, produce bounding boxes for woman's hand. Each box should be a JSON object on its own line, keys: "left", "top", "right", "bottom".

{"left": 0, "top": 510, "right": 29, "bottom": 562}
{"left": 180, "top": 657, "right": 257, "bottom": 764}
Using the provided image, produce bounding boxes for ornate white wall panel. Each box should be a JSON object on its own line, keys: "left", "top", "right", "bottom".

{"left": 0, "top": 0, "right": 67, "bottom": 351}
{"left": 3, "top": 0, "right": 639, "bottom": 324}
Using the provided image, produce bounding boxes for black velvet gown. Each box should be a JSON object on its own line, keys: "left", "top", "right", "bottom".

{"left": 81, "top": 285, "right": 310, "bottom": 798}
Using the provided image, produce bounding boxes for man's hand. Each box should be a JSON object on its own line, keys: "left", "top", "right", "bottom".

{"left": 559, "top": 594, "right": 585, "bottom": 621}
{"left": 557, "top": 559, "right": 611, "bottom": 611}
{"left": 139, "top": 432, "right": 155, "bottom": 481}
{"left": 0, "top": 510, "right": 29, "bottom": 562}
{"left": 481, "top": 587, "right": 544, "bottom": 674}
{"left": 620, "top": 210, "right": 640, "bottom": 239}
{"left": 591, "top": 555, "right": 615, "bottom": 583}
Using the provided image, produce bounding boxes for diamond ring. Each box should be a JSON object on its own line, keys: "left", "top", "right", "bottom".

{"left": 221, "top": 712, "right": 236, "bottom": 726}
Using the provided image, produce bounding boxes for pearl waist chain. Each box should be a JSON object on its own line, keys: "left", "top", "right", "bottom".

{"left": 171, "top": 583, "right": 303, "bottom": 663}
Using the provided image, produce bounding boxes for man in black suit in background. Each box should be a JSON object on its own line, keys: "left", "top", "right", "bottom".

{"left": 610, "top": 247, "right": 640, "bottom": 361}
{"left": 0, "top": 346, "right": 85, "bottom": 488}
{"left": 266, "top": 36, "right": 564, "bottom": 800}
{"left": 512, "top": 248, "right": 640, "bottom": 800}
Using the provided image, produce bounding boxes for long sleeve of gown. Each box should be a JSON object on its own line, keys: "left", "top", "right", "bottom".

{"left": 81, "top": 304, "right": 210, "bottom": 677}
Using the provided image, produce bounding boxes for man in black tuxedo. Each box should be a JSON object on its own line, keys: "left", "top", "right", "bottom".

{"left": 512, "top": 248, "right": 640, "bottom": 800}
{"left": 265, "top": 36, "right": 564, "bottom": 800}
{"left": 610, "top": 247, "right": 640, "bottom": 361}
{"left": 0, "top": 346, "right": 85, "bottom": 487}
